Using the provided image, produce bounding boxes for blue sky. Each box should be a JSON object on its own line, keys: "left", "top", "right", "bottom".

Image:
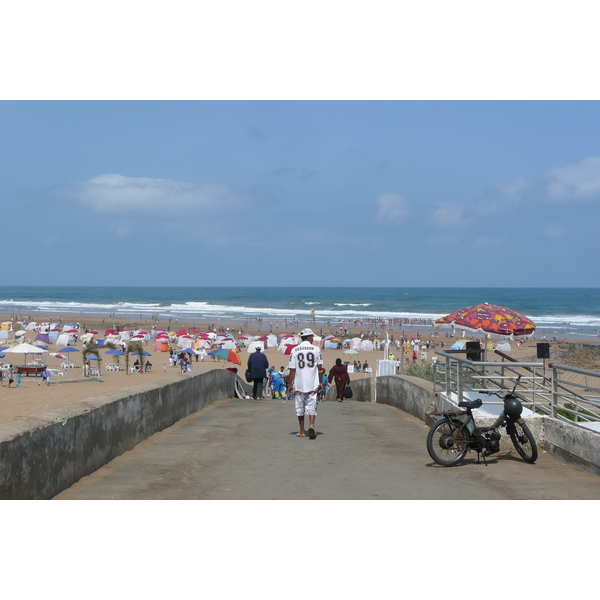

{"left": 2, "top": 5, "right": 600, "bottom": 288}
{"left": 3, "top": 100, "right": 600, "bottom": 288}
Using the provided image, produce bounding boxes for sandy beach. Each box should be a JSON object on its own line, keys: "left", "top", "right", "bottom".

{"left": 0, "top": 311, "right": 588, "bottom": 426}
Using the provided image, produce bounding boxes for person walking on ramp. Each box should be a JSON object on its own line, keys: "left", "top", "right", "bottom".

{"left": 286, "top": 328, "right": 323, "bottom": 439}
{"left": 248, "top": 345, "right": 269, "bottom": 400}
{"left": 328, "top": 357, "right": 350, "bottom": 402}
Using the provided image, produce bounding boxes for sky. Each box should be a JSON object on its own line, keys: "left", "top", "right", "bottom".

{"left": 2, "top": 4, "right": 600, "bottom": 289}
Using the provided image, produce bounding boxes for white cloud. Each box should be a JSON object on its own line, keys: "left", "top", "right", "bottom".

{"left": 431, "top": 203, "right": 468, "bottom": 229}
{"left": 545, "top": 156, "right": 600, "bottom": 201}
{"left": 376, "top": 193, "right": 410, "bottom": 222}
{"left": 55, "top": 174, "right": 239, "bottom": 213}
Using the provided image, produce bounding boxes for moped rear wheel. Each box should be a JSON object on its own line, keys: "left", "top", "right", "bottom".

{"left": 427, "top": 418, "right": 470, "bottom": 466}
{"left": 508, "top": 421, "right": 538, "bottom": 464}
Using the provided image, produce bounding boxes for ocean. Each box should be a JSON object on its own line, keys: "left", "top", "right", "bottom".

{"left": 0, "top": 286, "right": 599, "bottom": 340}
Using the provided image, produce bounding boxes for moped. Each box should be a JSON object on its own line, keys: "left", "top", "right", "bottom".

{"left": 426, "top": 379, "right": 538, "bottom": 466}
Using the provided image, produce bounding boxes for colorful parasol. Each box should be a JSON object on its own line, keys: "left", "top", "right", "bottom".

{"left": 208, "top": 348, "right": 242, "bottom": 365}
{"left": 436, "top": 303, "right": 536, "bottom": 337}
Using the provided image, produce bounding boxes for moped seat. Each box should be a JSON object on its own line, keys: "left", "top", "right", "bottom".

{"left": 458, "top": 398, "right": 483, "bottom": 409}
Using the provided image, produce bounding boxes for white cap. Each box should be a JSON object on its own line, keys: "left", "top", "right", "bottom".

{"left": 300, "top": 328, "right": 315, "bottom": 337}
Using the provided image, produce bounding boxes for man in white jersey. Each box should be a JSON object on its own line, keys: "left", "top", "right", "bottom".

{"left": 286, "top": 328, "right": 323, "bottom": 439}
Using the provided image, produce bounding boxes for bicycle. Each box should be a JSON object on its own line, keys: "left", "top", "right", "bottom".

{"left": 426, "top": 379, "right": 538, "bottom": 467}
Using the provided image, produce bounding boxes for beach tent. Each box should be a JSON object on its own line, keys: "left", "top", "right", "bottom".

{"left": 1, "top": 322, "right": 12, "bottom": 331}
{"left": 266, "top": 334, "right": 278, "bottom": 348}
{"left": 324, "top": 340, "right": 338, "bottom": 349}
{"left": 55, "top": 333, "right": 72, "bottom": 347}
{"left": 219, "top": 340, "right": 237, "bottom": 350}
{"left": 450, "top": 339, "right": 469, "bottom": 350}
{"left": 177, "top": 337, "right": 194, "bottom": 349}
{"left": 496, "top": 341, "right": 511, "bottom": 352}
{"left": 282, "top": 343, "right": 297, "bottom": 355}
{"left": 154, "top": 340, "right": 169, "bottom": 352}
{"left": 350, "top": 337, "right": 362, "bottom": 350}
{"left": 359, "top": 340, "right": 374, "bottom": 351}
{"left": 25, "top": 322, "right": 38, "bottom": 331}
{"left": 35, "top": 332, "right": 50, "bottom": 344}
{"left": 248, "top": 341, "right": 265, "bottom": 353}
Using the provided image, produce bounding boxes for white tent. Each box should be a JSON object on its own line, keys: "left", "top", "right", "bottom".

{"left": 247, "top": 341, "right": 265, "bottom": 353}
{"left": 350, "top": 337, "right": 362, "bottom": 350}
{"left": 359, "top": 340, "right": 374, "bottom": 351}
{"left": 56, "top": 333, "right": 72, "bottom": 347}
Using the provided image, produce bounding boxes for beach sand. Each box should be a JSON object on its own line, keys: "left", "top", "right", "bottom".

{"left": 0, "top": 311, "right": 581, "bottom": 425}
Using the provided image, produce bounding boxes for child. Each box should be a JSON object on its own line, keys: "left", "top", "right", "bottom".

{"left": 318, "top": 370, "right": 329, "bottom": 402}
{"left": 16, "top": 373, "right": 21, "bottom": 387}
{"left": 268, "top": 367, "right": 287, "bottom": 399}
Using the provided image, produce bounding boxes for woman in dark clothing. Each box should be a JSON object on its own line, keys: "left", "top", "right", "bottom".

{"left": 328, "top": 358, "right": 350, "bottom": 402}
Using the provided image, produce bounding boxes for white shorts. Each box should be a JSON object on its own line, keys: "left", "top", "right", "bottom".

{"left": 294, "top": 390, "right": 318, "bottom": 417}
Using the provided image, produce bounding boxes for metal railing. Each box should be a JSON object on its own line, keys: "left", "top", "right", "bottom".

{"left": 433, "top": 350, "right": 600, "bottom": 429}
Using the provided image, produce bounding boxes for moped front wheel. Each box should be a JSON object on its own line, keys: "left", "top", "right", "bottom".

{"left": 508, "top": 421, "right": 538, "bottom": 464}
{"left": 426, "top": 418, "right": 470, "bottom": 466}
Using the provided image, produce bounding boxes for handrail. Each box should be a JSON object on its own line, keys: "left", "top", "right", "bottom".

{"left": 434, "top": 349, "right": 600, "bottom": 430}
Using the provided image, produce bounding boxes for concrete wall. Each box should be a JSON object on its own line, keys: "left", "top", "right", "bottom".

{"left": 542, "top": 417, "right": 600, "bottom": 476}
{"left": 374, "top": 375, "right": 436, "bottom": 422}
{"left": 0, "top": 370, "right": 239, "bottom": 500}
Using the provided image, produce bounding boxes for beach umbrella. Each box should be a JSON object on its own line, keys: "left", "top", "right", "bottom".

{"left": 436, "top": 303, "right": 536, "bottom": 338}
{"left": 2, "top": 342, "right": 48, "bottom": 363}
{"left": 58, "top": 347, "right": 80, "bottom": 354}
{"left": 85, "top": 354, "right": 100, "bottom": 361}
{"left": 208, "top": 348, "right": 242, "bottom": 365}
{"left": 105, "top": 349, "right": 126, "bottom": 356}
{"left": 177, "top": 347, "right": 196, "bottom": 354}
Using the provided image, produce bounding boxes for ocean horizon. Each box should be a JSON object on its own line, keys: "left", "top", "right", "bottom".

{"left": 0, "top": 286, "right": 599, "bottom": 340}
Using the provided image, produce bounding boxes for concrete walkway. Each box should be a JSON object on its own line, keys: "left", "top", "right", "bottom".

{"left": 54, "top": 397, "right": 600, "bottom": 500}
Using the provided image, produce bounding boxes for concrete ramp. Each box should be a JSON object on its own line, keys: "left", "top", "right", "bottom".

{"left": 55, "top": 398, "right": 600, "bottom": 500}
